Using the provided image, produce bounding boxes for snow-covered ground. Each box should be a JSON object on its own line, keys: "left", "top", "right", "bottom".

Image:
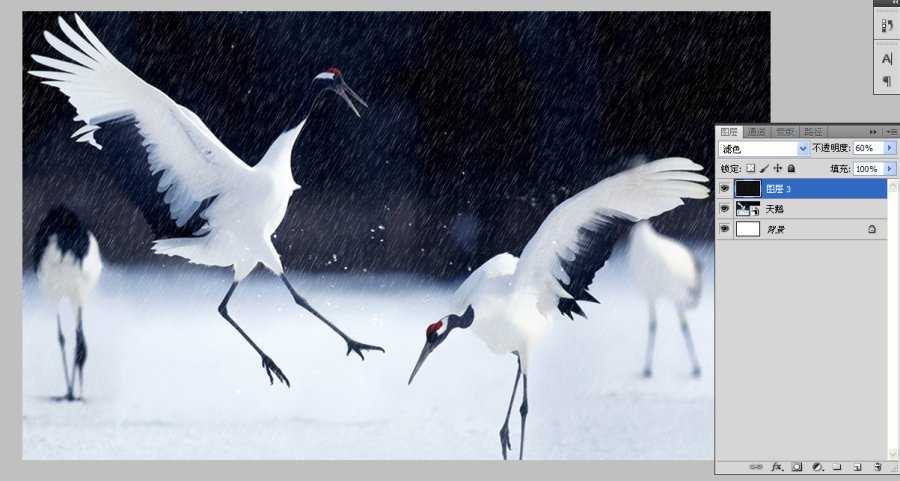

{"left": 22, "top": 249, "right": 713, "bottom": 460}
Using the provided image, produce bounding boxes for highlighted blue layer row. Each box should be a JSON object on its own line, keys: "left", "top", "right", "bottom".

{"left": 745, "top": 179, "right": 887, "bottom": 199}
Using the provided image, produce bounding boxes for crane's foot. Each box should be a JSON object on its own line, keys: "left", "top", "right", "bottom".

{"left": 499, "top": 422, "right": 512, "bottom": 460}
{"left": 345, "top": 338, "right": 385, "bottom": 361}
{"left": 50, "top": 392, "right": 78, "bottom": 403}
{"left": 261, "top": 354, "right": 290, "bottom": 387}
{"left": 691, "top": 366, "right": 702, "bottom": 378}
{"left": 642, "top": 367, "right": 653, "bottom": 378}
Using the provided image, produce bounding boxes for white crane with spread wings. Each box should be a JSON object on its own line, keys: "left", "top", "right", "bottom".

{"left": 407, "top": 157, "right": 708, "bottom": 459}
{"left": 30, "top": 15, "right": 381, "bottom": 388}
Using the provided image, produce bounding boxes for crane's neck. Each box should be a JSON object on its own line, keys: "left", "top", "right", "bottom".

{"left": 256, "top": 86, "right": 331, "bottom": 176}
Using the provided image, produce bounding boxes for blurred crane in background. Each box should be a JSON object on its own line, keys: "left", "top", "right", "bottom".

{"left": 33, "top": 205, "right": 102, "bottom": 401}
{"left": 626, "top": 220, "right": 703, "bottom": 378}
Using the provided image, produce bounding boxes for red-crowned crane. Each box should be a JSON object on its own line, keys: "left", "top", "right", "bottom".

{"left": 29, "top": 15, "right": 382, "bottom": 388}
{"left": 407, "top": 158, "right": 708, "bottom": 459}
{"left": 626, "top": 220, "right": 703, "bottom": 378}
{"left": 33, "top": 206, "right": 102, "bottom": 401}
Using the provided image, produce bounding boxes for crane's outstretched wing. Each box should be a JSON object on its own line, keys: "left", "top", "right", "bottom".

{"left": 452, "top": 252, "right": 519, "bottom": 311}
{"left": 512, "top": 157, "right": 709, "bottom": 319}
{"left": 29, "top": 15, "right": 253, "bottom": 236}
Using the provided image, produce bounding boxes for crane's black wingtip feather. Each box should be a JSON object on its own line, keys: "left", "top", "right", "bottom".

{"left": 91, "top": 120, "right": 215, "bottom": 240}
{"left": 554, "top": 211, "right": 634, "bottom": 319}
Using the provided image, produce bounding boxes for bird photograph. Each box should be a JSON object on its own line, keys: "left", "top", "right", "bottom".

{"left": 21, "top": 11, "right": 770, "bottom": 459}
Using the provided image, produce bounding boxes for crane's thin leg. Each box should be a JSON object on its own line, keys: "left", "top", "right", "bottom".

{"left": 518, "top": 361, "right": 529, "bottom": 460}
{"left": 499, "top": 353, "right": 522, "bottom": 460}
{"left": 677, "top": 308, "right": 701, "bottom": 378}
{"left": 218, "top": 281, "right": 290, "bottom": 387}
{"left": 280, "top": 274, "right": 384, "bottom": 360}
{"left": 642, "top": 301, "right": 657, "bottom": 378}
{"left": 56, "top": 312, "right": 73, "bottom": 401}
{"left": 73, "top": 307, "right": 87, "bottom": 400}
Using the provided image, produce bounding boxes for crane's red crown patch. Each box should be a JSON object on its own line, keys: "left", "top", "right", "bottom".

{"left": 426, "top": 320, "right": 443, "bottom": 336}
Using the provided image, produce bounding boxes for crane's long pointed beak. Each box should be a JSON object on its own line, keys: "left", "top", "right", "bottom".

{"left": 338, "top": 81, "right": 368, "bottom": 118}
{"left": 408, "top": 342, "right": 434, "bottom": 385}
{"left": 345, "top": 84, "right": 368, "bottom": 109}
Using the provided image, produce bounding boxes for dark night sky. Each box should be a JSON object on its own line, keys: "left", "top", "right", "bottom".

{"left": 22, "top": 12, "right": 770, "bottom": 278}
